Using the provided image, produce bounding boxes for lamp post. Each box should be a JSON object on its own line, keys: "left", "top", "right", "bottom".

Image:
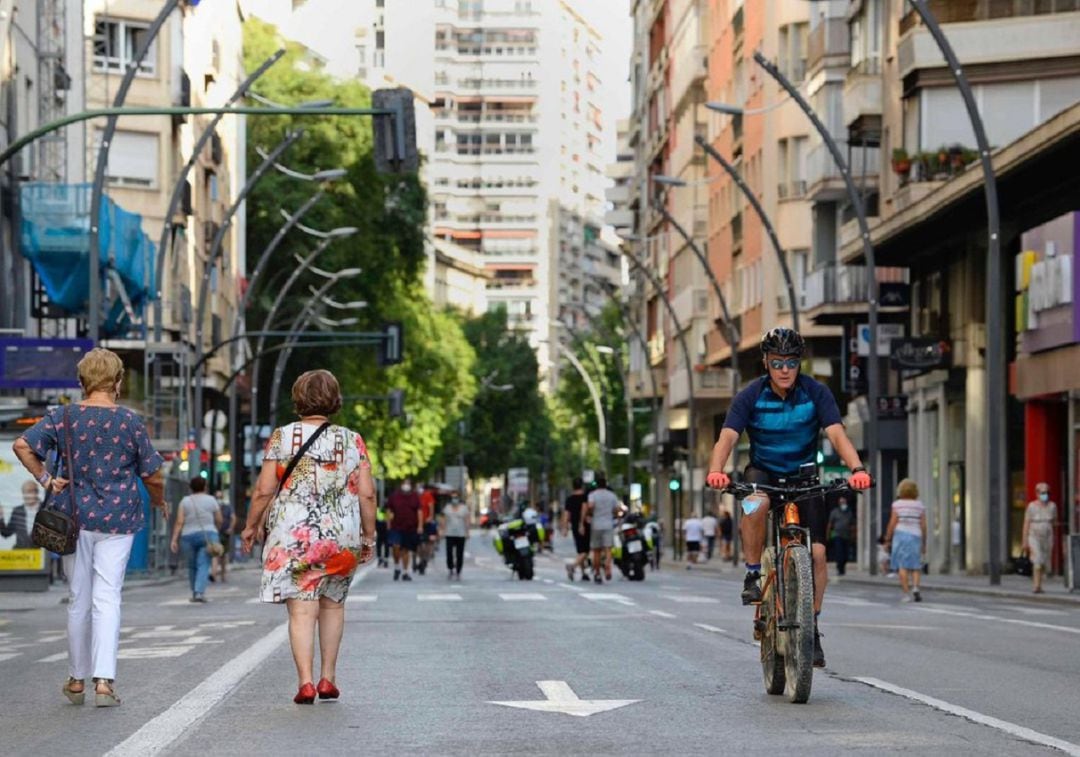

{"left": 267, "top": 270, "right": 365, "bottom": 428}
{"left": 552, "top": 318, "right": 614, "bottom": 478}
{"left": 686, "top": 137, "right": 801, "bottom": 331}
{"left": 247, "top": 227, "right": 358, "bottom": 479}
{"left": 725, "top": 49, "right": 881, "bottom": 574}
{"left": 649, "top": 179, "right": 742, "bottom": 393}
{"left": 190, "top": 131, "right": 304, "bottom": 477}
{"left": 550, "top": 337, "right": 608, "bottom": 474}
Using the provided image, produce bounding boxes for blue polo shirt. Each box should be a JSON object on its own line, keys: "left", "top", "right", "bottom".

{"left": 723, "top": 375, "right": 843, "bottom": 476}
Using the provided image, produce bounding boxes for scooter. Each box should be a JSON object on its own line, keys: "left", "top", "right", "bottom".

{"left": 493, "top": 518, "right": 545, "bottom": 580}
{"left": 612, "top": 517, "right": 650, "bottom": 581}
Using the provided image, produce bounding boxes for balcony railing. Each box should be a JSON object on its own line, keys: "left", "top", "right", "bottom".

{"left": 778, "top": 180, "right": 808, "bottom": 200}
{"left": 802, "top": 265, "right": 910, "bottom": 311}
{"left": 899, "top": 0, "right": 1080, "bottom": 34}
{"left": 807, "top": 143, "right": 880, "bottom": 192}
{"left": 668, "top": 365, "right": 736, "bottom": 407}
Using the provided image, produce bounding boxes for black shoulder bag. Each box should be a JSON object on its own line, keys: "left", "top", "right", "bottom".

{"left": 261, "top": 422, "right": 331, "bottom": 540}
{"left": 31, "top": 406, "right": 80, "bottom": 555}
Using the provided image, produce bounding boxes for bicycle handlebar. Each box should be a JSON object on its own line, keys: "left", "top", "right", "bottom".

{"left": 722, "top": 478, "right": 868, "bottom": 502}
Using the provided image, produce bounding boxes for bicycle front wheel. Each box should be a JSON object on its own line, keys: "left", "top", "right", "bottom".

{"left": 782, "top": 545, "right": 815, "bottom": 703}
{"left": 759, "top": 547, "right": 785, "bottom": 695}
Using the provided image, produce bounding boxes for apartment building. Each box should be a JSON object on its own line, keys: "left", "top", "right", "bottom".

{"left": 835, "top": 0, "right": 1080, "bottom": 574}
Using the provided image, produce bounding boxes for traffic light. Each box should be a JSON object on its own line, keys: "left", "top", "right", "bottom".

{"left": 388, "top": 388, "right": 405, "bottom": 418}
{"left": 377, "top": 321, "right": 404, "bottom": 366}
{"left": 372, "top": 88, "right": 419, "bottom": 174}
{"left": 668, "top": 478, "right": 681, "bottom": 492}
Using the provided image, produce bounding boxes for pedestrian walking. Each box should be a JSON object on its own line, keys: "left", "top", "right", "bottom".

{"left": 1022, "top": 482, "right": 1057, "bottom": 594}
{"left": 701, "top": 509, "right": 719, "bottom": 561}
{"left": 440, "top": 496, "right": 470, "bottom": 579}
{"left": 719, "top": 509, "right": 733, "bottom": 560}
{"left": 644, "top": 516, "right": 662, "bottom": 570}
{"left": 240, "top": 369, "right": 376, "bottom": 704}
{"left": 827, "top": 494, "right": 854, "bottom": 577}
{"left": 386, "top": 478, "right": 423, "bottom": 581}
{"left": 583, "top": 476, "right": 620, "bottom": 584}
{"left": 13, "top": 347, "right": 166, "bottom": 707}
{"left": 561, "top": 478, "right": 590, "bottom": 580}
{"left": 683, "top": 514, "right": 703, "bottom": 566}
{"left": 170, "top": 477, "right": 223, "bottom": 602}
{"left": 884, "top": 479, "right": 927, "bottom": 602}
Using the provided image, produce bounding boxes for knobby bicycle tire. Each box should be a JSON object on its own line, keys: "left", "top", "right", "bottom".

{"left": 782, "top": 545, "right": 815, "bottom": 703}
{"left": 759, "top": 547, "right": 786, "bottom": 695}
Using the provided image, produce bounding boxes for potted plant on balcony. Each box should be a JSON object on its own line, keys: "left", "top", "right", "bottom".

{"left": 891, "top": 148, "right": 911, "bottom": 179}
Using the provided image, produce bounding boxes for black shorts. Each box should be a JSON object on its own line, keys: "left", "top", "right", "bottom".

{"left": 573, "top": 526, "right": 591, "bottom": 555}
{"left": 743, "top": 466, "right": 828, "bottom": 545}
{"left": 389, "top": 530, "right": 419, "bottom": 551}
{"left": 686, "top": 540, "right": 701, "bottom": 553}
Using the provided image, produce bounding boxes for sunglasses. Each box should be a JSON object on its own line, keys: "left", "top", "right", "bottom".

{"left": 768, "top": 358, "right": 801, "bottom": 371}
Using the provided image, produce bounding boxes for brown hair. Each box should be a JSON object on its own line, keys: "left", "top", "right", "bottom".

{"left": 77, "top": 347, "right": 124, "bottom": 396}
{"left": 292, "top": 369, "right": 342, "bottom": 417}
{"left": 897, "top": 478, "right": 919, "bottom": 499}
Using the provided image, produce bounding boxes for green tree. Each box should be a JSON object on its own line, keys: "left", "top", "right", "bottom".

{"left": 242, "top": 18, "right": 474, "bottom": 479}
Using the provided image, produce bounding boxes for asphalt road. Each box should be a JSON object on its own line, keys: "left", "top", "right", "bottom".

{"left": 1, "top": 533, "right": 1078, "bottom": 756}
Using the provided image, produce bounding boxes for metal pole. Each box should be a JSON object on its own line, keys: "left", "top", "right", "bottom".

{"left": 248, "top": 236, "right": 340, "bottom": 480}
{"left": 226, "top": 191, "right": 328, "bottom": 519}
{"left": 621, "top": 247, "right": 697, "bottom": 529}
{"left": 153, "top": 49, "right": 286, "bottom": 342}
{"left": 655, "top": 199, "right": 741, "bottom": 394}
{"left": 694, "top": 134, "right": 800, "bottom": 331}
{"left": 191, "top": 132, "right": 303, "bottom": 477}
{"left": 752, "top": 50, "right": 881, "bottom": 574}
{"left": 905, "top": 0, "right": 1004, "bottom": 585}
{"left": 555, "top": 320, "right": 613, "bottom": 477}
{"left": 552, "top": 339, "right": 608, "bottom": 469}
{"left": 88, "top": 0, "right": 182, "bottom": 343}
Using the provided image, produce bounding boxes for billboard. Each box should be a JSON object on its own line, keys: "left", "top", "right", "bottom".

{"left": 0, "top": 436, "right": 47, "bottom": 573}
{"left": 0, "top": 338, "right": 93, "bottom": 389}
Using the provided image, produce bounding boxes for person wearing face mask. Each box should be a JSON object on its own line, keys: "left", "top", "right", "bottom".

{"left": 827, "top": 495, "right": 854, "bottom": 577}
{"left": 1022, "top": 482, "right": 1057, "bottom": 594}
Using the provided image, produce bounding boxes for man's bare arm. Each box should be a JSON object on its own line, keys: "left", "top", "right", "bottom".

{"left": 708, "top": 428, "right": 740, "bottom": 473}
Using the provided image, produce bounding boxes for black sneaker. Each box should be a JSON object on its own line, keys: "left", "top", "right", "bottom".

{"left": 593, "top": 574, "right": 602, "bottom": 584}
{"left": 393, "top": 569, "right": 400, "bottom": 581}
{"left": 741, "top": 571, "right": 762, "bottom": 605}
{"left": 813, "top": 627, "right": 826, "bottom": 668}
{"left": 913, "top": 590, "right": 922, "bottom": 603}
{"left": 402, "top": 573, "right": 413, "bottom": 582}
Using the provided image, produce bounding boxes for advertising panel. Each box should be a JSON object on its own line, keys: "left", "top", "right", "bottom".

{"left": 0, "top": 436, "right": 47, "bottom": 574}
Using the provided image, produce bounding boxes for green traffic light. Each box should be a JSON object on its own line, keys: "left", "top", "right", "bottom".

{"left": 668, "top": 479, "right": 681, "bottom": 492}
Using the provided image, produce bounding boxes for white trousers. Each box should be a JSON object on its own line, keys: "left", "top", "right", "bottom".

{"left": 62, "top": 530, "right": 134, "bottom": 681}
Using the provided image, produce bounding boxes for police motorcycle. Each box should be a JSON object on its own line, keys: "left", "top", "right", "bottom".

{"left": 611, "top": 512, "right": 651, "bottom": 581}
{"left": 492, "top": 506, "right": 546, "bottom": 580}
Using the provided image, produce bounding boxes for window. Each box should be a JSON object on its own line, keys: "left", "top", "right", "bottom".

{"left": 93, "top": 18, "right": 157, "bottom": 76}
{"left": 94, "top": 129, "right": 158, "bottom": 188}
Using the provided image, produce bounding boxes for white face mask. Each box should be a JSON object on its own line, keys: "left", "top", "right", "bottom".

{"left": 840, "top": 503, "right": 849, "bottom": 511}
{"left": 401, "top": 484, "right": 412, "bottom": 493}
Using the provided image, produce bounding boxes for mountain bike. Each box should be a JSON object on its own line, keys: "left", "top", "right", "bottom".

{"left": 724, "top": 475, "right": 861, "bottom": 704}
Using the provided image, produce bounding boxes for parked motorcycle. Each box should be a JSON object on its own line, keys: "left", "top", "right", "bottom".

{"left": 493, "top": 518, "right": 545, "bottom": 580}
{"left": 612, "top": 516, "right": 650, "bottom": 581}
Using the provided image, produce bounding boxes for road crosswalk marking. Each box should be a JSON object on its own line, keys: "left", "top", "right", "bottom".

{"left": 693, "top": 623, "right": 728, "bottom": 634}
{"left": 649, "top": 610, "right": 677, "bottom": 619}
{"left": 665, "top": 594, "right": 719, "bottom": 604}
{"left": 418, "top": 593, "right": 463, "bottom": 601}
{"left": 582, "top": 593, "right": 636, "bottom": 606}
{"left": 498, "top": 593, "right": 547, "bottom": 601}
{"left": 346, "top": 594, "right": 378, "bottom": 603}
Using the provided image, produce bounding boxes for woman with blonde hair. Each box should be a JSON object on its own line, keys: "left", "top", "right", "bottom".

{"left": 1022, "top": 482, "right": 1057, "bottom": 594}
{"left": 13, "top": 347, "right": 166, "bottom": 706}
{"left": 884, "top": 478, "right": 927, "bottom": 603}
{"left": 241, "top": 369, "right": 377, "bottom": 704}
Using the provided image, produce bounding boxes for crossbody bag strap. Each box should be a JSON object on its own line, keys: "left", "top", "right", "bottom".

{"left": 62, "top": 406, "right": 78, "bottom": 524}
{"left": 274, "top": 421, "right": 331, "bottom": 498}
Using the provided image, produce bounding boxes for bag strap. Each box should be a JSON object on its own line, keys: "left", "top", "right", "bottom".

{"left": 274, "top": 421, "right": 331, "bottom": 498}
{"left": 62, "top": 406, "right": 78, "bottom": 524}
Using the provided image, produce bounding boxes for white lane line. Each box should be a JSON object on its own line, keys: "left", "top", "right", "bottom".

{"left": 855, "top": 677, "right": 1080, "bottom": 756}
{"left": 542, "top": 578, "right": 555, "bottom": 584}
{"left": 0, "top": 653, "right": 19, "bottom": 662}
{"left": 649, "top": 610, "right": 677, "bottom": 619}
{"left": 915, "top": 606, "right": 1080, "bottom": 635}
{"left": 829, "top": 597, "right": 886, "bottom": 607}
{"left": 828, "top": 623, "right": 938, "bottom": 631}
{"left": 665, "top": 595, "right": 719, "bottom": 604}
{"left": 581, "top": 592, "right": 636, "bottom": 607}
{"left": 103, "top": 563, "right": 374, "bottom": 757}
{"left": 694, "top": 623, "right": 728, "bottom": 634}
{"left": 37, "top": 652, "right": 68, "bottom": 663}
{"left": 39, "top": 634, "right": 65, "bottom": 643}
{"left": 557, "top": 582, "right": 587, "bottom": 592}
{"left": 991, "top": 604, "right": 1068, "bottom": 617}
{"left": 499, "top": 593, "right": 548, "bottom": 601}
{"left": 418, "top": 593, "right": 463, "bottom": 601}
{"left": 346, "top": 594, "right": 378, "bottom": 603}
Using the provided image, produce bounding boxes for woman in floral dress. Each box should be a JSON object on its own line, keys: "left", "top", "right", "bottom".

{"left": 241, "top": 370, "right": 377, "bottom": 704}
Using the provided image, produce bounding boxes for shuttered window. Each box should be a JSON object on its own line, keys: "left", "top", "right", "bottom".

{"left": 95, "top": 129, "right": 158, "bottom": 188}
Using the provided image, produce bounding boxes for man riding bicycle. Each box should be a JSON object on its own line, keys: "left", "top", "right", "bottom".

{"left": 706, "top": 327, "right": 872, "bottom": 667}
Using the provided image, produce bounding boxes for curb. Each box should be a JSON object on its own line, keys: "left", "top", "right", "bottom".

{"left": 831, "top": 575, "right": 1080, "bottom": 606}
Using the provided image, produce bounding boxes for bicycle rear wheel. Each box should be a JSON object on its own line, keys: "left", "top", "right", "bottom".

{"left": 782, "top": 545, "right": 814, "bottom": 703}
{"left": 759, "top": 547, "right": 785, "bottom": 695}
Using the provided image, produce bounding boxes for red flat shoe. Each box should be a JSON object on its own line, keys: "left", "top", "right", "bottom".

{"left": 316, "top": 678, "right": 340, "bottom": 700}
{"left": 294, "top": 682, "right": 316, "bottom": 704}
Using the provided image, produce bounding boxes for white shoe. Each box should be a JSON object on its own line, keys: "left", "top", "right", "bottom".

{"left": 900, "top": 593, "right": 913, "bottom": 603}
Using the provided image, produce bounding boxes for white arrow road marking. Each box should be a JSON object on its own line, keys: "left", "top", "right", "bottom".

{"left": 490, "top": 681, "right": 640, "bottom": 718}
{"left": 856, "top": 677, "right": 1080, "bottom": 756}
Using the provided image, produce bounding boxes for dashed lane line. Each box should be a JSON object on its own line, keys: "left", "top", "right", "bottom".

{"left": 498, "top": 593, "right": 548, "bottom": 601}
{"left": 915, "top": 605, "right": 1080, "bottom": 636}
{"left": 855, "top": 677, "right": 1080, "bottom": 756}
{"left": 693, "top": 623, "right": 728, "bottom": 634}
{"left": 417, "top": 593, "right": 463, "bottom": 601}
{"left": 664, "top": 594, "right": 719, "bottom": 604}
{"left": 649, "top": 610, "right": 677, "bottom": 619}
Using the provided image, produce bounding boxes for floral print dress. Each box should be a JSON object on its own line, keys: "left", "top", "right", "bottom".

{"left": 260, "top": 422, "right": 370, "bottom": 603}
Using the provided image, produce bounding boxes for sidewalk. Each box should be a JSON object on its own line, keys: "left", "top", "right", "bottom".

{"left": 663, "top": 546, "right": 1080, "bottom": 605}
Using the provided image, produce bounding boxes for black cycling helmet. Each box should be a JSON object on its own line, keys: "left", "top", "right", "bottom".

{"left": 760, "top": 327, "right": 805, "bottom": 357}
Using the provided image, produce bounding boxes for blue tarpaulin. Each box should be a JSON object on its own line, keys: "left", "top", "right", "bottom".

{"left": 19, "top": 183, "right": 156, "bottom": 336}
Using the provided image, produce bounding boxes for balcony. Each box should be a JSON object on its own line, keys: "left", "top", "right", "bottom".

{"left": 672, "top": 287, "right": 710, "bottom": 327}
{"left": 802, "top": 264, "right": 910, "bottom": 324}
{"left": 805, "top": 142, "right": 880, "bottom": 202}
{"left": 807, "top": 17, "right": 850, "bottom": 76}
{"left": 604, "top": 208, "right": 634, "bottom": 228}
{"left": 605, "top": 184, "right": 630, "bottom": 204}
{"left": 668, "top": 365, "right": 736, "bottom": 407}
{"left": 843, "top": 61, "right": 882, "bottom": 132}
{"left": 897, "top": 5, "right": 1080, "bottom": 80}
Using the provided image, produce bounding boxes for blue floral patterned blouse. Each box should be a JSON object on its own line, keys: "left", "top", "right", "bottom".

{"left": 21, "top": 404, "right": 163, "bottom": 534}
